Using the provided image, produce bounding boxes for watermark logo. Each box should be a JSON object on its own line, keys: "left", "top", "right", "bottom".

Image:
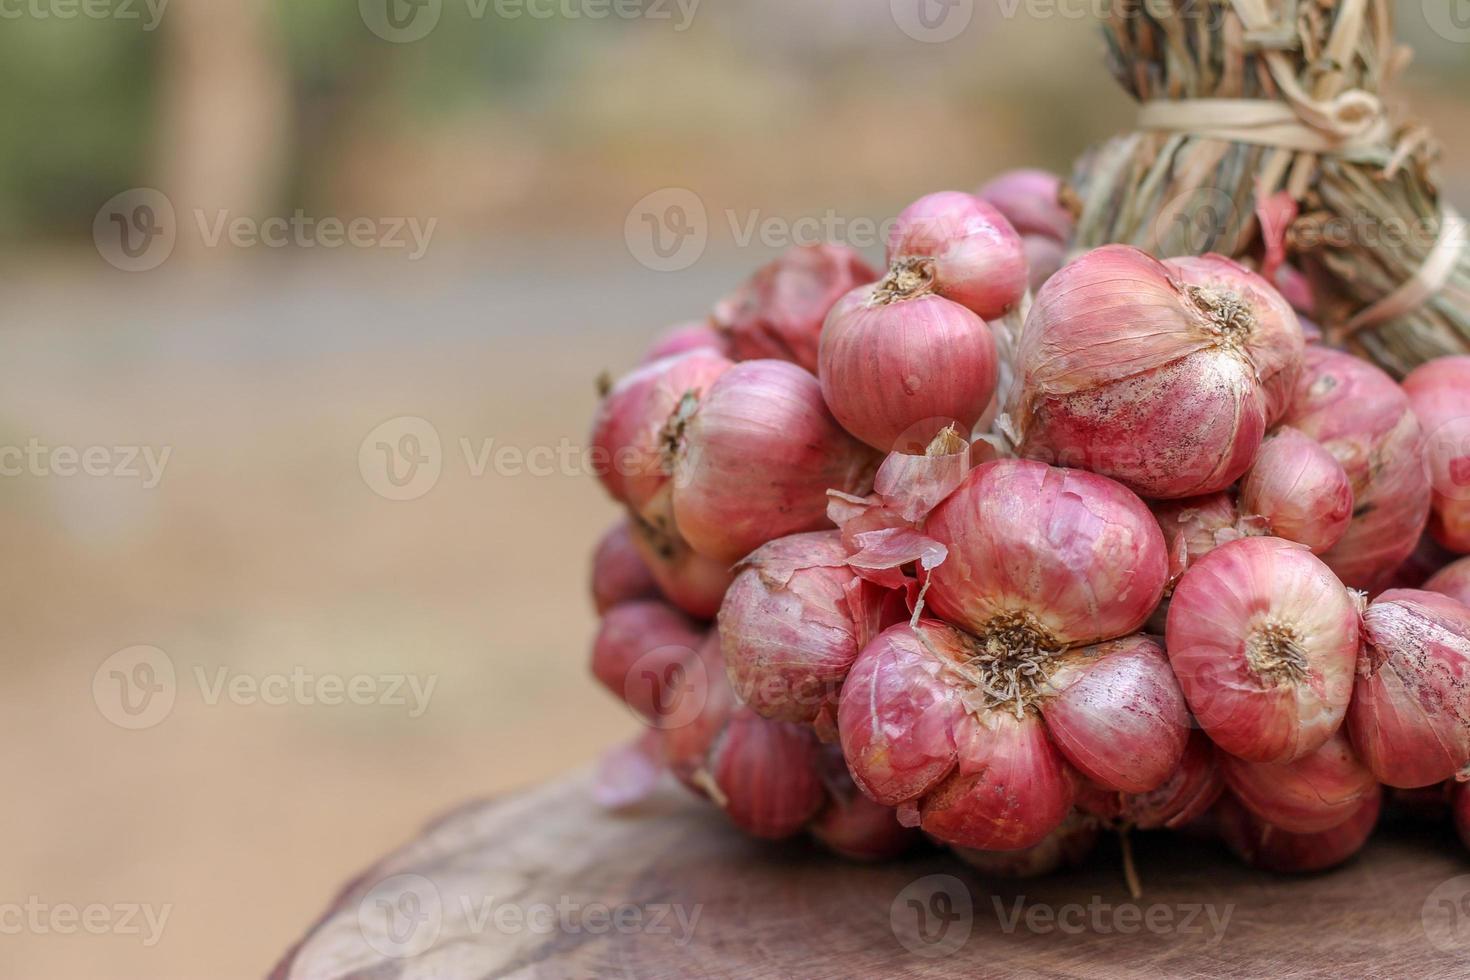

{"left": 94, "top": 188, "right": 176, "bottom": 273}
{"left": 625, "top": 188, "right": 708, "bottom": 272}
{"left": 93, "top": 645, "right": 177, "bottom": 730}
{"left": 1150, "top": 186, "right": 1241, "bottom": 258}
{"left": 891, "top": 874, "right": 973, "bottom": 957}
{"left": 1424, "top": 1, "right": 1470, "bottom": 44}
{"left": 623, "top": 643, "right": 708, "bottom": 730}
{"left": 360, "top": 0, "right": 442, "bottom": 42}
{"left": 359, "top": 416, "right": 444, "bottom": 501}
{"left": 1423, "top": 874, "right": 1470, "bottom": 952}
{"left": 359, "top": 873, "right": 444, "bottom": 959}
{"left": 891, "top": 0, "right": 974, "bottom": 44}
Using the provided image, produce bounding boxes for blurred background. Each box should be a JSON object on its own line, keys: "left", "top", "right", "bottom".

{"left": 2, "top": 1, "right": 1467, "bottom": 976}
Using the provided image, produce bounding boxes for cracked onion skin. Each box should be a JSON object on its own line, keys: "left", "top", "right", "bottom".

{"left": 1403, "top": 356, "right": 1470, "bottom": 554}
{"left": 1012, "top": 246, "right": 1302, "bottom": 499}
{"left": 1039, "top": 636, "right": 1190, "bottom": 794}
{"left": 669, "top": 359, "right": 879, "bottom": 565}
{"left": 1077, "top": 729, "right": 1223, "bottom": 830}
{"left": 1282, "top": 346, "right": 1431, "bottom": 591}
{"left": 838, "top": 621, "right": 1077, "bottom": 851}
{"left": 818, "top": 283, "right": 998, "bottom": 453}
{"left": 1348, "top": 589, "right": 1470, "bottom": 789}
{"left": 923, "top": 459, "right": 1168, "bottom": 645}
{"left": 717, "top": 531, "right": 860, "bottom": 729}
{"left": 1220, "top": 730, "right": 1377, "bottom": 834}
{"left": 1216, "top": 788, "right": 1381, "bottom": 874}
{"left": 712, "top": 244, "right": 878, "bottom": 372}
{"left": 1166, "top": 537, "right": 1359, "bottom": 765}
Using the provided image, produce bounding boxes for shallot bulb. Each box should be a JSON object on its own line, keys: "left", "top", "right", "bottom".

{"left": 712, "top": 244, "right": 878, "bottom": 372}
{"left": 1402, "top": 356, "right": 1470, "bottom": 553}
{"left": 886, "top": 191, "right": 1028, "bottom": 321}
{"left": 1166, "top": 537, "right": 1359, "bottom": 764}
{"left": 643, "top": 320, "right": 729, "bottom": 363}
{"left": 591, "top": 521, "right": 660, "bottom": 614}
{"left": 1220, "top": 731, "right": 1377, "bottom": 833}
{"left": 1426, "top": 557, "right": 1470, "bottom": 606}
{"left": 1282, "top": 347, "right": 1431, "bottom": 591}
{"left": 626, "top": 514, "right": 733, "bottom": 620}
{"left": 1077, "top": 730, "right": 1223, "bottom": 830}
{"left": 1011, "top": 246, "right": 1303, "bottom": 499}
{"left": 978, "top": 169, "right": 1074, "bottom": 292}
{"left": 591, "top": 601, "right": 706, "bottom": 727}
{"left": 818, "top": 280, "right": 998, "bottom": 452}
{"left": 1238, "top": 427, "right": 1354, "bottom": 555}
{"left": 668, "top": 360, "right": 880, "bottom": 564}
{"left": 590, "top": 349, "right": 732, "bottom": 515}
{"left": 718, "top": 531, "right": 863, "bottom": 732}
{"left": 1216, "top": 789, "right": 1381, "bottom": 873}
{"left": 809, "top": 746, "right": 918, "bottom": 861}
{"left": 1348, "top": 589, "right": 1470, "bottom": 788}
{"left": 952, "top": 811, "right": 1098, "bottom": 878}
{"left": 1152, "top": 493, "right": 1247, "bottom": 585}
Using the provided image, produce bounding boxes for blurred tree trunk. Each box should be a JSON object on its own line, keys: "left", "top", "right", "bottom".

{"left": 156, "top": 0, "right": 290, "bottom": 262}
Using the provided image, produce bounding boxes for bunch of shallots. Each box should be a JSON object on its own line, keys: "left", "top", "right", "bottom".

{"left": 586, "top": 175, "right": 1470, "bottom": 882}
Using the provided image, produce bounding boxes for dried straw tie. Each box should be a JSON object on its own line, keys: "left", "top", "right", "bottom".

{"left": 1132, "top": 0, "right": 1466, "bottom": 340}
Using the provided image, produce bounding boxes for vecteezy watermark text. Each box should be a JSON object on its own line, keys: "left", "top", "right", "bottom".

{"left": 359, "top": 0, "right": 699, "bottom": 43}
{"left": 0, "top": 898, "right": 171, "bottom": 947}
{"left": 0, "top": 0, "right": 167, "bottom": 29}
{"left": 0, "top": 440, "right": 170, "bottom": 488}
{"left": 993, "top": 895, "right": 1233, "bottom": 942}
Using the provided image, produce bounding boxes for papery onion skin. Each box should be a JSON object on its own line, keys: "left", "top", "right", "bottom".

{"left": 952, "top": 810, "right": 1098, "bottom": 877}
{"left": 1238, "top": 427, "right": 1354, "bottom": 555}
{"left": 670, "top": 359, "right": 879, "bottom": 564}
{"left": 1039, "top": 635, "right": 1189, "bottom": 793}
{"left": 591, "top": 601, "right": 706, "bottom": 726}
{"left": 643, "top": 320, "right": 729, "bottom": 363}
{"left": 886, "top": 191, "right": 1028, "bottom": 321}
{"left": 1282, "top": 346, "right": 1431, "bottom": 591}
{"left": 1076, "top": 729, "right": 1223, "bottom": 830}
{"left": 591, "top": 521, "right": 661, "bottom": 614}
{"left": 1402, "top": 356, "right": 1470, "bottom": 554}
{"left": 838, "top": 620, "right": 1076, "bottom": 850}
{"left": 1166, "top": 537, "right": 1359, "bottom": 764}
{"left": 712, "top": 244, "right": 878, "bottom": 372}
{"left": 718, "top": 531, "right": 860, "bottom": 728}
{"left": 1348, "top": 589, "right": 1470, "bottom": 789}
{"left": 1220, "top": 730, "right": 1377, "bottom": 833}
{"left": 662, "top": 633, "right": 737, "bottom": 793}
{"left": 626, "top": 512, "right": 733, "bottom": 619}
{"left": 709, "top": 706, "right": 828, "bottom": 840}
{"left": 819, "top": 285, "right": 998, "bottom": 452}
{"left": 1152, "top": 493, "right": 1246, "bottom": 586}
{"left": 1013, "top": 247, "right": 1301, "bottom": 499}
{"left": 590, "top": 349, "right": 733, "bottom": 513}
{"left": 1216, "top": 789, "right": 1381, "bottom": 873}
{"left": 1426, "top": 556, "right": 1470, "bottom": 607}
{"left": 809, "top": 746, "right": 919, "bottom": 861}
{"left": 924, "top": 459, "right": 1168, "bottom": 645}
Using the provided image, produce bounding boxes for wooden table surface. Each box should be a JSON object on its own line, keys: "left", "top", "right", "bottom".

{"left": 272, "top": 770, "right": 1470, "bottom": 979}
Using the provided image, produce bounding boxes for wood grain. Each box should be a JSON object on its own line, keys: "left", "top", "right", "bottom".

{"left": 273, "top": 771, "right": 1470, "bottom": 979}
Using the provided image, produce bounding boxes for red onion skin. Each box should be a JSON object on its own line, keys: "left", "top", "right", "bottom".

{"left": 1275, "top": 263, "right": 1317, "bottom": 318}
{"left": 590, "top": 349, "right": 733, "bottom": 514}
{"left": 643, "top": 320, "right": 729, "bottom": 363}
{"left": 1021, "top": 237, "right": 1067, "bottom": 293}
{"left": 924, "top": 459, "right": 1168, "bottom": 645}
{"left": 1282, "top": 347, "right": 1431, "bottom": 591}
{"left": 819, "top": 285, "right": 998, "bottom": 453}
{"left": 717, "top": 531, "right": 861, "bottom": 727}
{"left": 662, "top": 634, "right": 737, "bottom": 793}
{"left": 670, "top": 360, "right": 879, "bottom": 565}
{"left": 1216, "top": 788, "right": 1381, "bottom": 873}
{"left": 838, "top": 621, "right": 1076, "bottom": 850}
{"left": 1166, "top": 537, "right": 1359, "bottom": 764}
{"left": 1152, "top": 493, "right": 1246, "bottom": 585}
{"left": 1220, "top": 731, "right": 1377, "bottom": 833}
{"left": 1403, "top": 356, "right": 1470, "bottom": 553}
{"left": 591, "top": 601, "right": 706, "bottom": 726}
{"left": 1348, "top": 589, "right": 1470, "bottom": 788}
{"left": 809, "top": 747, "right": 919, "bottom": 861}
{"left": 591, "top": 521, "right": 661, "bottom": 614}
{"left": 1239, "top": 427, "right": 1354, "bottom": 554}
{"left": 1455, "top": 783, "right": 1470, "bottom": 850}
{"left": 625, "top": 513, "right": 732, "bottom": 620}
{"left": 709, "top": 707, "right": 828, "bottom": 840}
{"left": 1039, "top": 636, "right": 1190, "bottom": 793}
{"left": 952, "top": 811, "right": 1098, "bottom": 878}
{"left": 1426, "top": 557, "right": 1470, "bottom": 606}
{"left": 978, "top": 169, "right": 1074, "bottom": 243}
{"left": 886, "top": 192, "right": 1028, "bottom": 321}
{"left": 1013, "top": 247, "right": 1301, "bottom": 499}
{"left": 1077, "top": 730, "right": 1223, "bottom": 830}
{"left": 712, "top": 244, "right": 878, "bottom": 372}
